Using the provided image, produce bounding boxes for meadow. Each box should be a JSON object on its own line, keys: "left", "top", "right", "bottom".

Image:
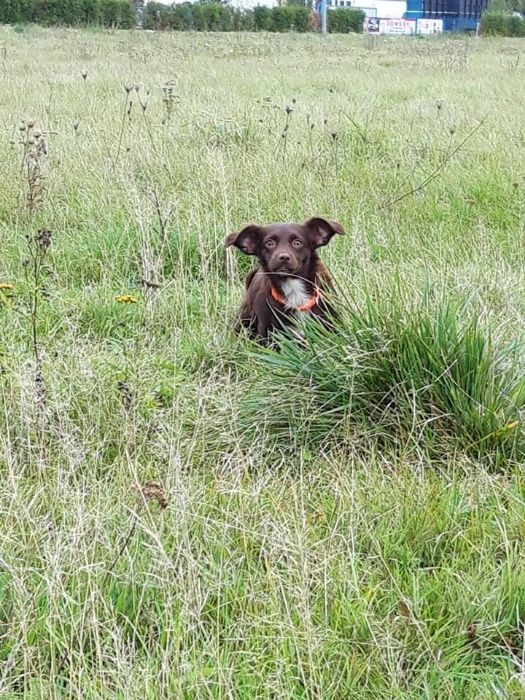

{"left": 1, "top": 25, "right": 525, "bottom": 698}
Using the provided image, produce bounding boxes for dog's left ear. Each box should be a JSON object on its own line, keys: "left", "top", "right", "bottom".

{"left": 304, "top": 217, "right": 345, "bottom": 248}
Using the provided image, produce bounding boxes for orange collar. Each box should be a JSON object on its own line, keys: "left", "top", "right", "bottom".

{"left": 270, "top": 285, "right": 319, "bottom": 312}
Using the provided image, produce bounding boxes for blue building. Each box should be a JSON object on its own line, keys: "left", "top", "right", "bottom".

{"left": 405, "top": 0, "right": 488, "bottom": 30}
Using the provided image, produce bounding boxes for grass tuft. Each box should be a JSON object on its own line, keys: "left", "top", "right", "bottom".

{"left": 244, "top": 287, "right": 525, "bottom": 463}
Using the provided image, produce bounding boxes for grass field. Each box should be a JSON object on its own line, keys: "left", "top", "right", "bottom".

{"left": 1, "top": 24, "right": 525, "bottom": 698}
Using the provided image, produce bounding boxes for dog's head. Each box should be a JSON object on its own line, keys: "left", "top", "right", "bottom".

{"left": 225, "top": 218, "right": 345, "bottom": 276}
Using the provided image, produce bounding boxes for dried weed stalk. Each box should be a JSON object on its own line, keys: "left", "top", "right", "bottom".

{"left": 18, "top": 120, "right": 48, "bottom": 214}
{"left": 23, "top": 228, "right": 52, "bottom": 427}
{"left": 102, "top": 482, "right": 168, "bottom": 587}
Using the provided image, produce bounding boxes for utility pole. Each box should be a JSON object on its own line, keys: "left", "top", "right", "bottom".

{"left": 321, "top": 0, "right": 328, "bottom": 33}
{"left": 134, "top": 0, "right": 144, "bottom": 28}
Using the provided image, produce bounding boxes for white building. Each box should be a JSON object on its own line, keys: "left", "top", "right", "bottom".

{"left": 329, "top": 0, "right": 405, "bottom": 17}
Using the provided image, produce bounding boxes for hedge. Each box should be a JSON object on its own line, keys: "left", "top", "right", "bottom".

{"left": 480, "top": 11, "right": 525, "bottom": 35}
{"left": 145, "top": 3, "right": 363, "bottom": 33}
{"left": 0, "top": 0, "right": 136, "bottom": 27}
{"left": 252, "top": 6, "right": 272, "bottom": 31}
{"left": 0, "top": 0, "right": 364, "bottom": 34}
{"left": 328, "top": 7, "right": 365, "bottom": 33}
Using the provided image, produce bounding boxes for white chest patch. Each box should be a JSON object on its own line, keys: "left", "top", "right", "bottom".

{"left": 281, "top": 279, "right": 310, "bottom": 310}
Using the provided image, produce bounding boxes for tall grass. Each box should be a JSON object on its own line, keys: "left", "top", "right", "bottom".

{"left": 243, "top": 288, "right": 525, "bottom": 462}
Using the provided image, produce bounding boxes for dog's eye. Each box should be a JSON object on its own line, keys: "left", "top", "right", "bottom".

{"left": 265, "top": 240, "right": 276, "bottom": 249}
{"left": 292, "top": 239, "right": 303, "bottom": 248}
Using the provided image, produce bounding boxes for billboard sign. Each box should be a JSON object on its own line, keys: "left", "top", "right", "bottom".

{"left": 365, "top": 16, "right": 380, "bottom": 32}
{"left": 379, "top": 18, "right": 416, "bottom": 33}
{"left": 416, "top": 18, "right": 444, "bottom": 33}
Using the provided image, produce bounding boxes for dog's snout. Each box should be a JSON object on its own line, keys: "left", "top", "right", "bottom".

{"left": 277, "top": 252, "right": 291, "bottom": 263}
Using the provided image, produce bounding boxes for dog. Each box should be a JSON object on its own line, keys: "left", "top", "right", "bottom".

{"left": 225, "top": 217, "right": 345, "bottom": 343}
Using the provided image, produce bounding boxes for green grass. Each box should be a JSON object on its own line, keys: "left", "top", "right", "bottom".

{"left": 1, "top": 25, "right": 525, "bottom": 698}
{"left": 243, "top": 288, "right": 525, "bottom": 463}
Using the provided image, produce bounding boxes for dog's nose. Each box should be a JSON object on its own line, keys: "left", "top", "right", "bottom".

{"left": 277, "top": 252, "right": 291, "bottom": 263}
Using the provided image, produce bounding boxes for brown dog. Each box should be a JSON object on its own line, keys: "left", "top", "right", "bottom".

{"left": 225, "top": 217, "right": 345, "bottom": 343}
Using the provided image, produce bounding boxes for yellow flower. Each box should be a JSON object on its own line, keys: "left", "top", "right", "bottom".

{"left": 0, "top": 283, "right": 14, "bottom": 291}
{"left": 498, "top": 420, "right": 519, "bottom": 433}
{"left": 116, "top": 294, "right": 138, "bottom": 304}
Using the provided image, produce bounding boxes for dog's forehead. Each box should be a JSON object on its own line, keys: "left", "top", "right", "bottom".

{"left": 265, "top": 223, "right": 306, "bottom": 238}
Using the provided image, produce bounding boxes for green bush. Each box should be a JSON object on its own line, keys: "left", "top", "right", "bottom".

{"left": 490, "top": 0, "right": 525, "bottom": 11}
{"left": 232, "top": 8, "right": 254, "bottom": 31}
{"left": 146, "top": 1, "right": 238, "bottom": 31}
{"left": 79, "top": 0, "right": 103, "bottom": 24}
{"left": 145, "top": 2, "right": 192, "bottom": 30}
{"left": 144, "top": 3, "right": 165, "bottom": 29}
{"left": 194, "top": 3, "right": 233, "bottom": 31}
{"left": 0, "top": 0, "right": 35, "bottom": 24}
{"left": 0, "top": 0, "right": 363, "bottom": 32}
{"left": 176, "top": 3, "right": 196, "bottom": 30}
{"left": 32, "top": 0, "right": 101, "bottom": 26}
{"left": 100, "top": 0, "right": 135, "bottom": 28}
{"left": 328, "top": 7, "right": 365, "bottom": 33}
{"left": 271, "top": 5, "right": 295, "bottom": 31}
{"left": 480, "top": 11, "right": 508, "bottom": 34}
{"left": 219, "top": 4, "right": 233, "bottom": 30}
{"left": 192, "top": 3, "right": 206, "bottom": 30}
{"left": 253, "top": 5, "right": 272, "bottom": 30}
{"left": 242, "top": 290, "right": 525, "bottom": 462}
{"left": 0, "top": 0, "right": 134, "bottom": 27}
{"left": 270, "top": 5, "right": 309, "bottom": 32}
{"left": 292, "top": 5, "right": 309, "bottom": 31}
{"left": 506, "top": 13, "right": 525, "bottom": 35}
{"left": 480, "top": 10, "right": 525, "bottom": 35}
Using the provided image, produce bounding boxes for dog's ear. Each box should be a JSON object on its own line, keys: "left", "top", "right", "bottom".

{"left": 304, "top": 217, "right": 345, "bottom": 248}
{"left": 225, "top": 225, "right": 264, "bottom": 256}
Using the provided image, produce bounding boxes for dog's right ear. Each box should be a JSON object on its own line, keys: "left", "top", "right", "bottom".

{"left": 225, "top": 225, "right": 263, "bottom": 256}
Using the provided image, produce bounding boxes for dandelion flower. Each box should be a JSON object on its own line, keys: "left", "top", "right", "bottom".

{"left": 116, "top": 294, "right": 138, "bottom": 304}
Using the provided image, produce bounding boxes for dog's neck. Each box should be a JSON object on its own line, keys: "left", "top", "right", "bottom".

{"left": 263, "top": 256, "right": 321, "bottom": 310}
{"left": 269, "top": 265, "right": 318, "bottom": 310}
{"left": 278, "top": 278, "right": 312, "bottom": 309}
